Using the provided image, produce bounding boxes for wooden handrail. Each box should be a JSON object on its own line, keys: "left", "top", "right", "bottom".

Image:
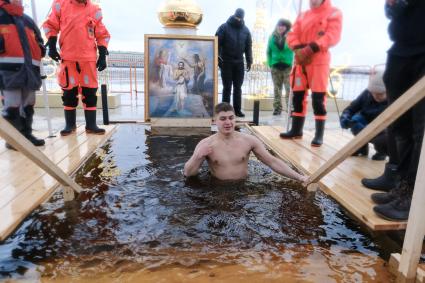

{"left": 0, "top": 116, "right": 82, "bottom": 194}
{"left": 307, "top": 75, "right": 425, "bottom": 184}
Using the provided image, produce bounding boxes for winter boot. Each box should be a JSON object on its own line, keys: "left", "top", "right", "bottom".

{"left": 84, "top": 110, "right": 105, "bottom": 135}
{"left": 373, "top": 193, "right": 412, "bottom": 221}
{"left": 22, "top": 106, "right": 45, "bottom": 146}
{"left": 371, "top": 179, "right": 408, "bottom": 205}
{"left": 235, "top": 111, "right": 245, "bottom": 118}
{"left": 3, "top": 107, "right": 22, "bottom": 150}
{"left": 361, "top": 163, "right": 398, "bottom": 191}
{"left": 280, "top": 116, "right": 305, "bottom": 139}
{"left": 311, "top": 120, "right": 325, "bottom": 147}
{"left": 60, "top": 109, "right": 77, "bottom": 136}
{"left": 352, "top": 144, "right": 369, "bottom": 157}
{"left": 371, "top": 151, "right": 387, "bottom": 161}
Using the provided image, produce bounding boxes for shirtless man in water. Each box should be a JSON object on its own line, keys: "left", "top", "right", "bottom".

{"left": 184, "top": 102, "right": 308, "bottom": 183}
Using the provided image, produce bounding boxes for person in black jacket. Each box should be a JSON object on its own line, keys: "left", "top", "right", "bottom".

{"left": 340, "top": 69, "right": 388, "bottom": 160}
{"left": 371, "top": 0, "right": 425, "bottom": 221}
{"left": 215, "top": 8, "right": 253, "bottom": 118}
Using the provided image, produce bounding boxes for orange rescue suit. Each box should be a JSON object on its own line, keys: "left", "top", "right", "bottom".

{"left": 287, "top": 0, "right": 342, "bottom": 94}
{"left": 42, "top": 0, "right": 110, "bottom": 62}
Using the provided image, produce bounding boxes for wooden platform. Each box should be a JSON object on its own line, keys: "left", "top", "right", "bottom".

{"left": 389, "top": 253, "right": 425, "bottom": 283}
{"left": 0, "top": 125, "right": 117, "bottom": 241}
{"left": 250, "top": 125, "right": 407, "bottom": 231}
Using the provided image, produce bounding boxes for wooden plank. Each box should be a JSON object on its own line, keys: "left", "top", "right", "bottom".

{"left": 398, "top": 134, "right": 425, "bottom": 282}
{"left": 0, "top": 116, "right": 82, "bottom": 194}
{"left": 0, "top": 131, "right": 89, "bottom": 208}
{"left": 308, "top": 75, "right": 425, "bottom": 184}
{"left": 0, "top": 126, "right": 86, "bottom": 181}
{"left": 0, "top": 126, "right": 87, "bottom": 189}
{"left": 249, "top": 125, "right": 407, "bottom": 231}
{"left": 0, "top": 125, "right": 117, "bottom": 241}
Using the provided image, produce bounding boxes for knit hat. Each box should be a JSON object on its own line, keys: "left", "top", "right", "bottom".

{"left": 277, "top": 18, "right": 292, "bottom": 30}
{"left": 234, "top": 8, "right": 245, "bottom": 19}
{"left": 368, "top": 69, "right": 386, "bottom": 94}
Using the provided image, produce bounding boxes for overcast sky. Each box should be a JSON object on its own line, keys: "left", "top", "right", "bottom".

{"left": 26, "top": 0, "right": 391, "bottom": 66}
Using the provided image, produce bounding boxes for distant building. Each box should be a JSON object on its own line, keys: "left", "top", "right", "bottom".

{"left": 108, "top": 51, "right": 144, "bottom": 68}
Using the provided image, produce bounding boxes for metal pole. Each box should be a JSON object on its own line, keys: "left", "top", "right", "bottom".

{"left": 101, "top": 84, "right": 109, "bottom": 125}
{"left": 286, "top": 0, "right": 303, "bottom": 132}
{"left": 31, "top": 0, "right": 54, "bottom": 137}
{"left": 253, "top": 100, "right": 260, "bottom": 126}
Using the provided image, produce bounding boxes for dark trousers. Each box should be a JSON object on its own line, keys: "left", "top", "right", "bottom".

{"left": 62, "top": 87, "right": 98, "bottom": 110}
{"left": 220, "top": 62, "right": 245, "bottom": 113}
{"left": 350, "top": 113, "right": 388, "bottom": 155}
{"left": 384, "top": 53, "right": 425, "bottom": 187}
{"left": 292, "top": 91, "right": 327, "bottom": 119}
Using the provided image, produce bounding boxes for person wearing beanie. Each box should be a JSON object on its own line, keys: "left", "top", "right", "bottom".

{"left": 339, "top": 69, "right": 389, "bottom": 160}
{"left": 267, "top": 18, "right": 293, "bottom": 115}
{"left": 369, "top": 0, "right": 425, "bottom": 222}
{"left": 280, "top": 0, "right": 343, "bottom": 147}
{"left": 215, "top": 8, "right": 253, "bottom": 118}
{"left": 0, "top": 0, "right": 46, "bottom": 150}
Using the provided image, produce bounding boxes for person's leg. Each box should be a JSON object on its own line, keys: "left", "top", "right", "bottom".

{"left": 220, "top": 63, "right": 232, "bottom": 104}
{"left": 362, "top": 106, "right": 400, "bottom": 190}
{"left": 309, "top": 64, "right": 330, "bottom": 147}
{"left": 21, "top": 89, "right": 44, "bottom": 146}
{"left": 81, "top": 87, "right": 105, "bottom": 134}
{"left": 232, "top": 62, "right": 245, "bottom": 116}
{"left": 280, "top": 90, "right": 306, "bottom": 139}
{"left": 61, "top": 87, "right": 79, "bottom": 136}
{"left": 373, "top": 53, "right": 425, "bottom": 221}
{"left": 282, "top": 67, "right": 292, "bottom": 112}
{"left": 280, "top": 65, "right": 308, "bottom": 138}
{"left": 370, "top": 130, "right": 388, "bottom": 160}
{"left": 77, "top": 61, "right": 104, "bottom": 134}
{"left": 349, "top": 115, "right": 369, "bottom": 156}
{"left": 271, "top": 67, "right": 283, "bottom": 114}
{"left": 1, "top": 89, "right": 23, "bottom": 150}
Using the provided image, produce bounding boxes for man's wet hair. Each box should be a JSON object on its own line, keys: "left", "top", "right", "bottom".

{"left": 214, "top": 102, "right": 235, "bottom": 115}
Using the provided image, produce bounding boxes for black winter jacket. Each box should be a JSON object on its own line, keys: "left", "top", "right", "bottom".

{"left": 385, "top": 0, "right": 425, "bottom": 57}
{"left": 215, "top": 16, "right": 253, "bottom": 65}
{"left": 341, "top": 89, "right": 387, "bottom": 123}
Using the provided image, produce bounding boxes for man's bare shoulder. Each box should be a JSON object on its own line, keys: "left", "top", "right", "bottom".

{"left": 234, "top": 132, "right": 262, "bottom": 147}
{"left": 198, "top": 134, "right": 216, "bottom": 145}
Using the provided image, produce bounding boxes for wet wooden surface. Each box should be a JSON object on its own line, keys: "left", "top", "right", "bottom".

{"left": 0, "top": 124, "right": 117, "bottom": 241}
{"left": 250, "top": 125, "right": 407, "bottom": 231}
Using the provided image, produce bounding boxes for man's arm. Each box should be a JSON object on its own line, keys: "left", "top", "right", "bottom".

{"left": 183, "top": 138, "right": 212, "bottom": 177}
{"left": 250, "top": 135, "right": 307, "bottom": 183}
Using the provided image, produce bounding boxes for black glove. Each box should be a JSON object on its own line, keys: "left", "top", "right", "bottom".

{"left": 47, "top": 36, "right": 61, "bottom": 62}
{"left": 247, "top": 63, "right": 252, "bottom": 72}
{"left": 96, "top": 46, "right": 108, "bottom": 72}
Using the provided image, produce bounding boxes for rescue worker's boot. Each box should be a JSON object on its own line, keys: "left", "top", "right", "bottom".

{"left": 60, "top": 109, "right": 77, "bottom": 136}
{"left": 280, "top": 116, "right": 305, "bottom": 139}
{"left": 3, "top": 107, "right": 22, "bottom": 150}
{"left": 21, "top": 106, "right": 45, "bottom": 146}
{"left": 84, "top": 110, "right": 105, "bottom": 135}
{"left": 311, "top": 120, "right": 325, "bottom": 147}
{"left": 361, "top": 163, "right": 398, "bottom": 192}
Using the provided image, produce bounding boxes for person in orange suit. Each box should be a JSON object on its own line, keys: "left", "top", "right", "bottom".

{"left": 0, "top": 0, "right": 46, "bottom": 150}
{"left": 43, "top": 0, "right": 110, "bottom": 136}
{"left": 280, "top": 0, "right": 342, "bottom": 147}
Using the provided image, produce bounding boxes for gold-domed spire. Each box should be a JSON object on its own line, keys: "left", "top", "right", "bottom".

{"left": 158, "top": 0, "right": 203, "bottom": 28}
